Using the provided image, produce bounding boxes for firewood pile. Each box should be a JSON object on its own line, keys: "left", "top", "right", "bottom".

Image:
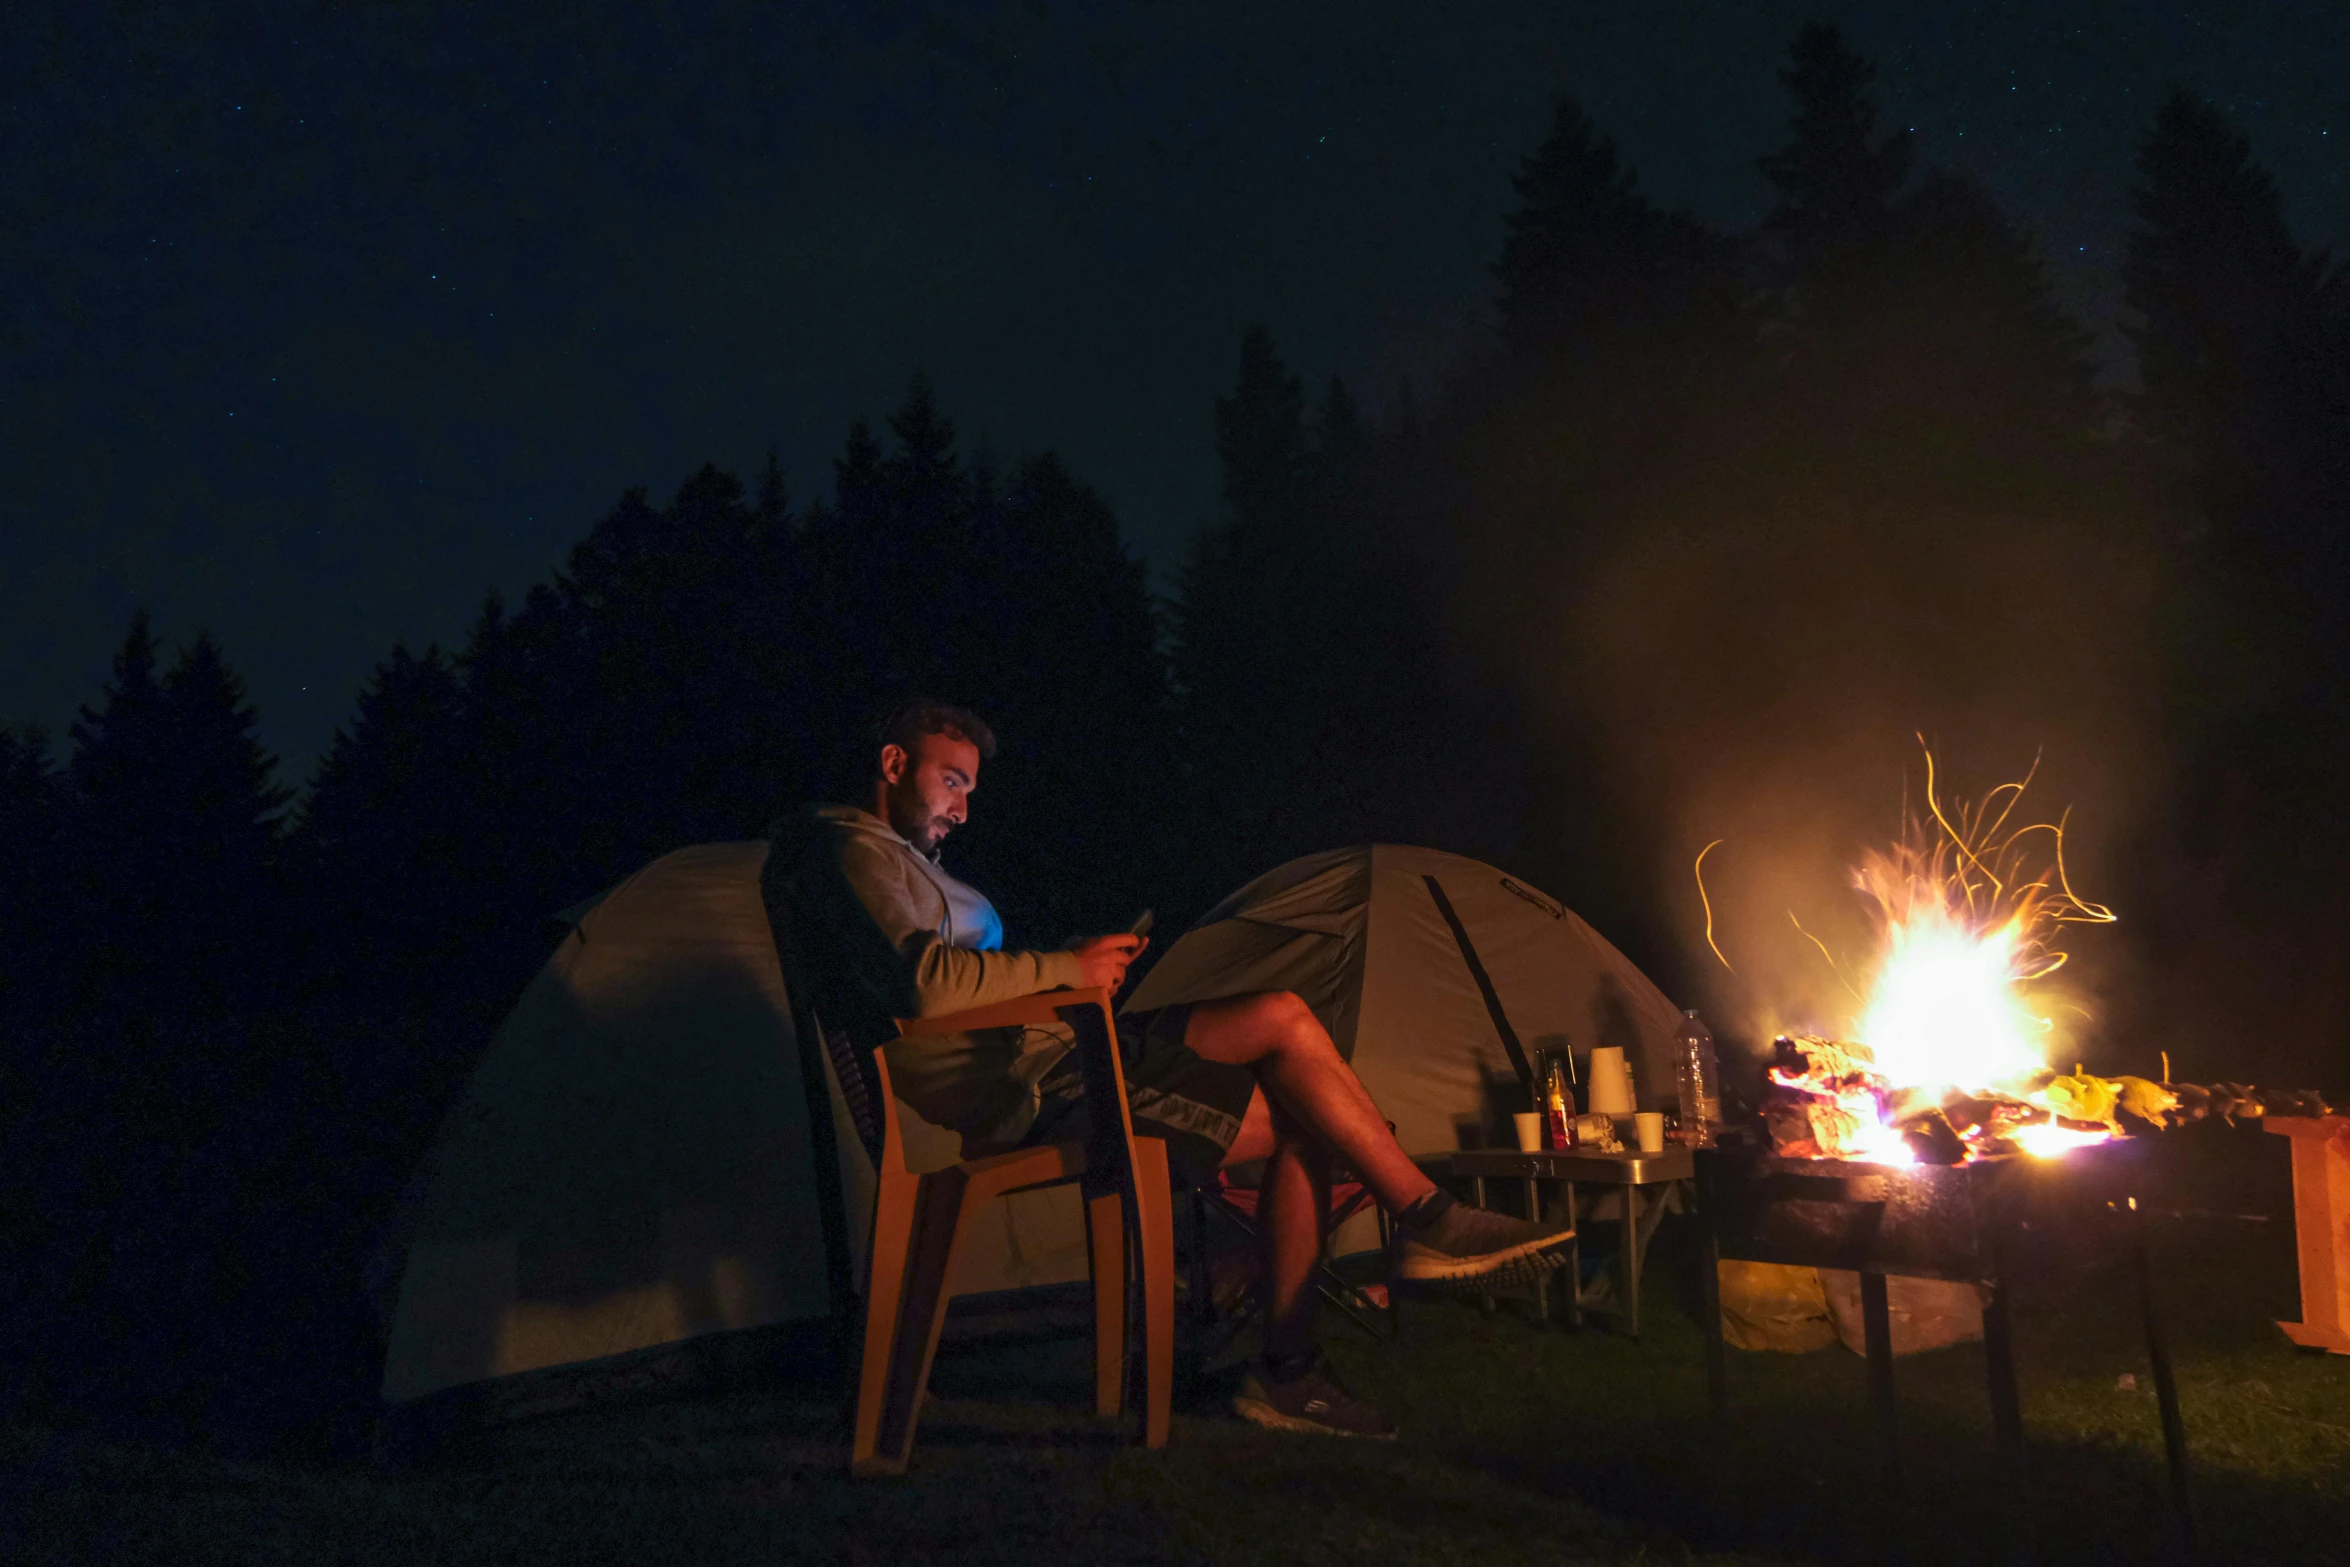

{"left": 1761, "top": 1034, "right": 2333, "bottom": 1165}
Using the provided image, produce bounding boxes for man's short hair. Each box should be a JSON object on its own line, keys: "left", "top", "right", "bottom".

{"left": 873, "top": 698, "right": 997, "bottom": 766}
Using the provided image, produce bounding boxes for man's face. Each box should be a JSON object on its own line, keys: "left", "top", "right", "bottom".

{"left": 878, "top": 731, "right": 981, "bottom": 854}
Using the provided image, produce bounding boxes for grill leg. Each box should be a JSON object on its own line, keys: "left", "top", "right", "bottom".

{"left": 1527, "top": 1175, "right": 1549, "bottom": 1321}
{"left": 1698, "top": 1219, "right": 1727, "bottom": 1418}
{"left": 1981, "top": 1283, "right": 2036, "bottom": 1565}
{"left": 1860, "top": 1271, "right": 1902, "bottom": 1499}
{"left": 1623, "top": 1185, "right": 1643, "bottom": 1341}
{"left": 1472, "top": 1176, "right": 1494, "bottom": 1314}
{"left": 1565, "top": 1179, "right": 1583, "bottom": 1329}
{"left": 2129, "top": 1198, "right": 2197, "bottom": 1553}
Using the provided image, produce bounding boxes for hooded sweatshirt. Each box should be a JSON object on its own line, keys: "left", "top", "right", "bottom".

{"left": 766, "top": 804, "right": 1086, "bottom": 1150}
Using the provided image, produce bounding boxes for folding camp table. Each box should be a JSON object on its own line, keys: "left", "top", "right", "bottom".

{"left": 1444, "top": 1145, "right": 1694, "bottom": 1337}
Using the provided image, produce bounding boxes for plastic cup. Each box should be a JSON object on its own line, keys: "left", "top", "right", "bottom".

{"left": 1512, "top": 1111, "right": 1545, "bottom": 1152}
{"left": 1633, "top": 1111, "right": 1666, "bottom": 1153}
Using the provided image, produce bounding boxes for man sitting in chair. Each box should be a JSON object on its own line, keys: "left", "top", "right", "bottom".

{"left": 780, "top": 699, "right": 1573, "bottom": 1439}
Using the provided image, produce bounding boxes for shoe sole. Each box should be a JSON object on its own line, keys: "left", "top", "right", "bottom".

{"left": 1390, "top": 1233, "right": 1574, "bottom": 1293}
{"left": 1231, "top": 1395, "right": 1398, "bottom": 1440}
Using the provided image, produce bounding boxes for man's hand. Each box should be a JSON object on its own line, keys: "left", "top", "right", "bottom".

{"left": 1071, "top": 933, "right": 1148, "bottom": 995}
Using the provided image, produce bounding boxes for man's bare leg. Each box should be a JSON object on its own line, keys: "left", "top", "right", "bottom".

{"left": 1222, "top": 1091, "right": 1328, "bottom": 1361}
{"left": 1190, "top": 991, "right": 1572, "bottom": 1295}
{"left": 1186, "top": 992, "right": 1436, "bottom": 1213}
{"left": 1202, "top": 991, "right": 1569, "bottom": 1439}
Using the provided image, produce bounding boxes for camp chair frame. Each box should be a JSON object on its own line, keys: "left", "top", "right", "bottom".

{"left": 1183, "top": 1172, "right": 1397, "bottom": 1370}
{"left": 828, "top": 987, "right": 1175, "bottom": 1477}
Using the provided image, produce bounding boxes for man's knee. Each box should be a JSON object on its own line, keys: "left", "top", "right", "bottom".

{"left": 1187, "top": 989, "right": 1333, "bottom": 1068}
{"left": 1236, "top": 990, "right": 1324, "bottom": 1047}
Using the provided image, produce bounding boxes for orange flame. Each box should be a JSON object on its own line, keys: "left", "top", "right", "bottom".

{"left": 1850, "top": 741, "right": 2115, "bottom": 1105}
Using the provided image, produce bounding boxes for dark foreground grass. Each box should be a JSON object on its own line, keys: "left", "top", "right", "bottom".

{"left": 7, "top": 1216, "right": 2346, "bottom": 1566}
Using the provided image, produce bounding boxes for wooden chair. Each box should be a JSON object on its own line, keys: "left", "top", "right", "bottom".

{"left": 832, "top": 986, "right": 1176, "bottom": 1477}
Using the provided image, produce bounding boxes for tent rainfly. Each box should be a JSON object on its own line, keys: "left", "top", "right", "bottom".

{"left": 1123, "top": 844, "right": 1687, "bottom": 1157}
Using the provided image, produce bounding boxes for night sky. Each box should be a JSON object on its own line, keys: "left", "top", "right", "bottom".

{"left": 8, "top": 1, "right": 2345, "bottom": 768}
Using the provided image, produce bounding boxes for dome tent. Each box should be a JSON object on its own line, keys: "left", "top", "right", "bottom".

{"left": 377, "top": 841, "right": 1088, "bottom": 1407}
{"left": 1124, "top": 845, "right": 1686, "bottom": 1158}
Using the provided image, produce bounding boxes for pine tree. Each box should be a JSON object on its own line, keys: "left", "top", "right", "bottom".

{"left": 956, "top": 452, "right": 1176, "bottom": 937}
{"left": 0, "top": 726, "right": 63, "bottom": 1026}
{"left": 139, "top": 630, "right": 290, "bottom": 1057}
{"left": 1174, "top": 329, "right": 1313, "bottom": 892}
{"left": 64, "top": 612, "right": 179, "bottom": 1019}
{"left": 1494, "top": 96, "right": 1726, "bottom": 372}
{"left": 1753, "top": 24, "right": 2102, "bottom": 491}
{"left": 0, "top": 725, "right": 64, "bottom": 1179}
{"left": 298, "top": 644, "right": 467, "bottom": 1014}
{"left": 1212, "top": 327, "right": 1309, "bottom": 534}
{"left": 2125, "top": 88, "right": 2349, "bottom": 582}
{"left": 805, "top": 391, "right": 984, "bottom": 735}
{"left": 1759, "top": 22, "right": 1914, "bottom": 272}
{"left": 1172, "top": 331, "right": 1449, "bottom": 906}
{"left": 160, "top": 632, "right": 289, "bottom": 890}
{"left": 1884, "top": 168, "right": 2105, "bottom": 467}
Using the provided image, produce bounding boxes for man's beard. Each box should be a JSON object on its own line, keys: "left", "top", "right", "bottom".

{"left": 886, "top": 790, "right": 952, "bottom": 854}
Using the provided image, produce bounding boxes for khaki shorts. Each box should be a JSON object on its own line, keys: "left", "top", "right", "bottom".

{"left": 1022, "top": 1004, "right": 1255, "bottom": 1178}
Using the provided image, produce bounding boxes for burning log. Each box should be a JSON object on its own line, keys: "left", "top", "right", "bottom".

{"left": 2112, "top": 1075, "right": 2181, "bottom": 1128}
{"left": 1898, "top": 1107, "right": 1967, "bottom": 1166}
{"left": 1772, "top": 1034, "right": 1884, "bottom": 1090}
{"left": 2259, "top": 1086, "right": 2331, "bottom": 1118}
{"left": 1752, "top": 1031, "right": 2338, "bottom": 1165}
{"left": 1762, "top": 1102, "right": 1823, "bottom": 1160}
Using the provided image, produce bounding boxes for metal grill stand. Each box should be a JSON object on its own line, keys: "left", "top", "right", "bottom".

{"left": 1695, "top": 1143, "right": 2194, "bottom": 1561}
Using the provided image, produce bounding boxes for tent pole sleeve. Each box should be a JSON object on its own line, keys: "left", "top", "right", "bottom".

{"left": 1422, "top": 875, "right": 1537, "bottom": 1098}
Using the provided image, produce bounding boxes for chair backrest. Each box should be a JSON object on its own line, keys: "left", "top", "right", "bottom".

{"left": 818, "top": 1012, "right": 887, "bottom": 1168}
{"left": 1058, "top": 994, "right": 1141, "bottom": 1198}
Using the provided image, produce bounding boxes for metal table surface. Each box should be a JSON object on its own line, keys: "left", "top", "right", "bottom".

{"left": 1441, "top": 1146, "right": 1695, "bottom": 1336}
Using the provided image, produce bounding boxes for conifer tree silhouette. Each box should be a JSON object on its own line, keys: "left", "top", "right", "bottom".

{"left": 1174, "top": 327, "right": 1315, "bottom": 896}
{"left": 1754, "top": 23, "right": 2102, "bottom": 496}
{"left": 1171, "top": 330, "right": 1478, "bottom": 911}
{"left": 1494, "top": 96, "right": 1730, "bottom": 378}
{"left": 2116, "top": 90, "right": 2350, "bottom": 1089}
{"left": 2126, "top": 88, "right": 2350, "bottom": 592}
{"left": 955, "top": 451, "right": 1175, "bottom": 937}
{"left": 1759, "top": 22, "right": 1914, "bottom": 276}
{"left": 0, "top": 725, "right": 63, "bottom": 1035}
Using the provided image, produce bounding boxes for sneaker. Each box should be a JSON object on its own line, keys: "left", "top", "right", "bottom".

{"left": 1231, "top": 1357, "right": 1398, "bottom": 1439}
{"left": 1388, "top": 1196, "right": 1573, "bottom": 1291}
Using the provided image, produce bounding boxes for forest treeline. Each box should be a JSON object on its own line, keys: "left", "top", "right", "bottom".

{"left": 4, "top": 27, "right": 2346, "bottom": 1451}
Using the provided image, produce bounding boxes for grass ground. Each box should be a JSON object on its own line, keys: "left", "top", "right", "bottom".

{"left": 7, "top": 1213, "right": 2346, "bottom": 1565}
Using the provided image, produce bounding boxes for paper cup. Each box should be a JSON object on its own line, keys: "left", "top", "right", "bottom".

{"left": 1587, "top": 1047, "right": 1637, "bottom": 1116}
{"left": 1512, "top": 1111, "right": 1545, "bottom": 1152}
{"left": 1633, "top": 1111, "right": 1666, "bottom": 1153}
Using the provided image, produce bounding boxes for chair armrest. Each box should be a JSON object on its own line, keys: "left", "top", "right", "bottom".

{"left": 893, "top": 986, "right": 1115, "bottom": 1040}
{"left": 893, "top": 987, "right": 1136, "bottom": 1192}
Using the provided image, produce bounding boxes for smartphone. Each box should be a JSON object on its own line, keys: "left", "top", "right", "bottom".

{"left": 1127, "top": 909, "right": 1155, "bottom": 940}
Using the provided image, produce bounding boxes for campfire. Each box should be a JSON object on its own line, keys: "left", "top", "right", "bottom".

{"left": 1731, "top": 746, "right": 2329, "bottom": 1166}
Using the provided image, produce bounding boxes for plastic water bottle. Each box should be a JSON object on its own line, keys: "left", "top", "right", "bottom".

{"left": 1674, "top": 1009, "right": 1721, "bottom": 1147}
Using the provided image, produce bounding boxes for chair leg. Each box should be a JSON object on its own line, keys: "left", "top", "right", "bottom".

{"left": 864, "top": 1168, "right": 974, "bottom": 1476}
{"left": 1130, "top": 1139, "right": 1176, "bottom": 1450}
{"left": 851, "top": 1169, "right": 921, "bottom": 1476}
{"left": 1086, "top": 1187, "right": 1127, "bottom": 1420}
